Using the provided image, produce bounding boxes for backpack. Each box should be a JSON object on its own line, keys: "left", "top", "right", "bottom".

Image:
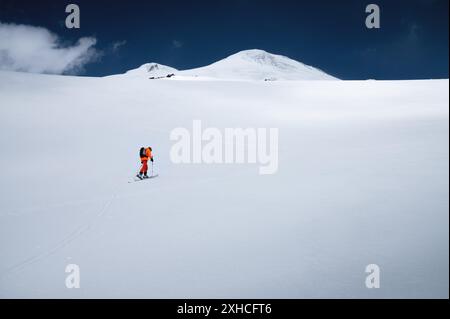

{"left": 139, "top": 147, "right": 146, "bottom": 157}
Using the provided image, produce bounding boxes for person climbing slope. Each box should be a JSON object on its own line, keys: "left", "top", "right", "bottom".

{"left": 137, "top": 146, "right": 154, "bottom": 179}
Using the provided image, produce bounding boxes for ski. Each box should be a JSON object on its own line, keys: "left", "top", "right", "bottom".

{"left": 129, "top": 174, "right": 159, "bottom": 183}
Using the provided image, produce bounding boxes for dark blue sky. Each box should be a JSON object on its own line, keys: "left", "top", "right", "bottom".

{"left": 1, "top": 0, "right": 448, "bottom": 79}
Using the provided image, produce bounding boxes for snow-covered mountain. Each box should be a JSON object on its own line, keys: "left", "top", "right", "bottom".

{"left": 123, "top": 62, "right": 178, "bottom": 78}
{"left": 119, "top": 49, "right": 338, "bottom": 81}
{"left": 180, "top": 49, "right": 338, "bottom": 80}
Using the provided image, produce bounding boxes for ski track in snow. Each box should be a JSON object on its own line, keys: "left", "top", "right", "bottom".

{"left": 0, "top": 170, "right": 245, "bottom": 281}
{"left": 0, "top": 189, "right": 119, "bottom": 281}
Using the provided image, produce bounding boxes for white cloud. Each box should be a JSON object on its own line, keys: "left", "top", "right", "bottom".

{"left": 112, "top": 40, "right": 126, "bottom": 52}
{"left": 172, "top": 40, "right": 183, "bottom": 49}
{"left": 0, "top": 21, "right": 99, "bottom": 74}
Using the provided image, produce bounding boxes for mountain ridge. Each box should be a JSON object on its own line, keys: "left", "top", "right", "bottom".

{"left": 119, "top": 49, "right": 338, "bottom": 81}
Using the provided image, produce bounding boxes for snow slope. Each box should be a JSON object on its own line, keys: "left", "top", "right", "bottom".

{"left": 119, "top": 49, "right": 338, "bottom": 81}
{"left": 0, "top": 70, "right": 448, "bottom": 298}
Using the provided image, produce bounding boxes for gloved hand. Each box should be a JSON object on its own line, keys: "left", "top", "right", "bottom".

{"left": 151, "top": 158, "right": 154, "bottom": 162}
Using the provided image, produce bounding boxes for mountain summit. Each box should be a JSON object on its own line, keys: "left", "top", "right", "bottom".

{"left": 123, "top": 62, "right": 178, "bottom": 78}
{"left": 120, "top": 49, "right": 338, "bottom": 81}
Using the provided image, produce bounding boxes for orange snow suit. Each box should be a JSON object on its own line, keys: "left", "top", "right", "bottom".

{"left": 140, "top": 148, "right": 153, "bottom": 174}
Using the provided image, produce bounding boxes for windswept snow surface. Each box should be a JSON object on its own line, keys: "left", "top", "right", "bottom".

{"left": 0, "top": 70, "right": 448, "bottom": 298}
